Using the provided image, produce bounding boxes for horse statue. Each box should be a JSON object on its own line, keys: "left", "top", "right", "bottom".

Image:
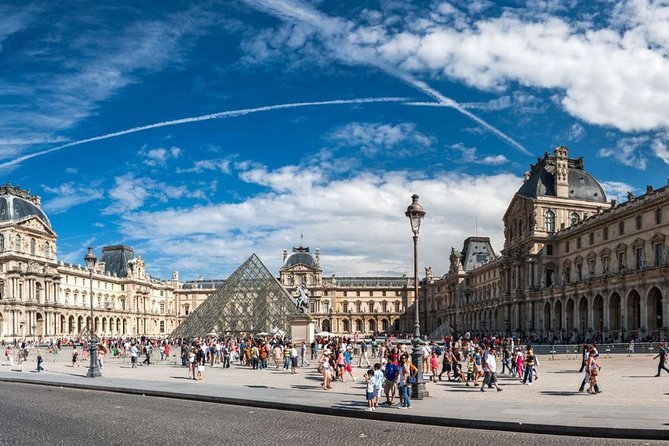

{"left": 295, "top": 285, "right": 309, "bottom": 314}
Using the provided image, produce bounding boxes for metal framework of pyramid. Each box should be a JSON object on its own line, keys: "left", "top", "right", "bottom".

{"left": 171, "top": 253, "right": 297, "bottom": 338}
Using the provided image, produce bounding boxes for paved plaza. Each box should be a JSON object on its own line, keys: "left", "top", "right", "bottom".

{"left": 0, "top": 348, "right": 667, "bottom": 439}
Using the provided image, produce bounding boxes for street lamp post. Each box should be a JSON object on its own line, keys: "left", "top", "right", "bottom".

{"left": 85, "top": 247, "right": 101, "bottom": 378}
{"left": 406, "top": 194, "right": 428, "bottom": 399}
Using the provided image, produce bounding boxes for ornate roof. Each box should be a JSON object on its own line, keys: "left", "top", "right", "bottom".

{"left": 283, "top": 246, "right": 318, "bottom": 269}
{"left": 0, "top": 183, "right": 50, "bottom": 227}
{"left": 517, "top": 151, "right": 606, "bottom": 203}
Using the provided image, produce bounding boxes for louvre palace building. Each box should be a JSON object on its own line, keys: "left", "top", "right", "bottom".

{"left": 2, "top": 145, "right": 667, "bottom": 341}
{"left": 422, "top": 146, "right": 669, "bottom": 343}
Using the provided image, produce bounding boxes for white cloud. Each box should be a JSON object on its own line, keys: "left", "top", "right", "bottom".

{"left": 245, "top": 0, "right": 669, "bottom": 133}
{"left": 176, "top": 158, "right": 231, "bottom": 174}
{"left": 42, "top": 182, "right": 104, "bottom": 214}
{"left": 103, "top": 173, "right": 208, "bottom": 215}
{"left": 140, "top": 145, "right": 182, "bottom": 167}
{"left": 328, "top": 122, "right": 433, "bottom": 157}
{"left": 651, "top": 137, "right": 669, "bottom": 165}
{"left": 598, "top": 136, "right": 650, "bottom": 170}
{"left": 116, "top": 162, "right": 521, "bottom": 278}
{"left": 600, "top": 180, "right": 636, "bottom": 202}
{"left": 566, "top": 122, "right": 586, "bottom": 142}
{"left": 449, "top": 143, "right": 509, "bottom": 165}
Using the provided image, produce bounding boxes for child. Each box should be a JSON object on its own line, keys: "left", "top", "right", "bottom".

{"left": 429, "top": 351, "right": 439, "bottom": 382}
{"left": 72, "top": 346, "right": 80, "bottom": 367}
{"left": 364, "top": 369, "right": 376, "bottom": 411}
{"left": 36, "top": 350, "right": 45, "bottom": 372}
{"left": 465, "top": 356, "right": 475, "bottom": 386}
{"left": 516, "top": 349, "right": 524, "bottom": 379}
{"left": 372, "top": 363, "right": 384, "bottom": 408}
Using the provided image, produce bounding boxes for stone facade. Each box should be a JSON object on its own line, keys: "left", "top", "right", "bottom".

{"left": 423, "top": 147, "right": 669, "bottom": 342}
{"left": 279, "top": 247, "right": 416, "bottom": 336}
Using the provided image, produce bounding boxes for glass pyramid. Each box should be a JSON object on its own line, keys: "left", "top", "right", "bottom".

{"left": 171, "top": 253, "right": 297, "bottom": 338}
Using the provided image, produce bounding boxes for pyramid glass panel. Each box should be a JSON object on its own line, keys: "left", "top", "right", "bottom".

{"left": 171, "top": 254, "right": 297, "bottom": 338}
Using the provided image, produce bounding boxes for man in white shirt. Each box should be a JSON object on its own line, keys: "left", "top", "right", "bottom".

{"left": 130, "top": 343, "right": 139, "bottom": 369}
{"left": 289, "top": 344, "right": 299, "bottom": 375}
{"left": 481, "top": 348, "right": 502, "bottom": 392}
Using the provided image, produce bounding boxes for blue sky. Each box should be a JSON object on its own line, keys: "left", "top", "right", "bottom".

{"left": 1, "top": 0, "right": 668, "bottom": 280}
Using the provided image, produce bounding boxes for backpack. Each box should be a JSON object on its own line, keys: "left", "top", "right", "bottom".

{"left": 434, "top": 345, "right": 443, "bottom": 356}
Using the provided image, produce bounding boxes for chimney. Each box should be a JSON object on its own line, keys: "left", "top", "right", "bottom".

{"left": 554, "top": 146, "right": 569, "bottom": 198}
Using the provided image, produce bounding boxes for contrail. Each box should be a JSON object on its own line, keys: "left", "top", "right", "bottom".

{"left": 0, "top": 97, "right": 407, "bottom": 169}
{"left": 244, "top": 0, "right": 531, "bottom": 156}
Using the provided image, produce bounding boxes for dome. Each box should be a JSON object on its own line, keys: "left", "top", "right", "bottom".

{"left": 0, "top": 186, "right": 51, "bottom": 227}
{"left": 517, "top": 152, "right": 606, "bottom": 203}
{"left": 284, "top": 247, "right": 318, "bottom": 268}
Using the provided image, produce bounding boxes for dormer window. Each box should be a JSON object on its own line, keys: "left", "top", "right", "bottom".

{"left": 545, "top": 210, "right": 555, "bottom": 233}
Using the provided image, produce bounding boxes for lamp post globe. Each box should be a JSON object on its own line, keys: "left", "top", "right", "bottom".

{"left": 405, "top": 194, "right": 428, "bottom": 399}
{"left": 85, "top": 247, "right": 101, "bottom": 378}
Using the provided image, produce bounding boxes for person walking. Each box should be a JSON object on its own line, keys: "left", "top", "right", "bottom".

{"left": 521, "top": 345, "right": 535, "bottom": 385}
{"left": 130, "top": 343, "right": 139, "bottom": 369}
{"left": 654, "top": 342, "right": 669, "bottom": 376}
{"left": 318, "top": 349, "right": 332, "bottom": 390}
{"left": 586, "top": 349, "right": 600, "bottom": 394}
{"left": 358, "top": 341, "right": 371, "bottom": 368}
{"left": 36, "top": 350, "right": 45, "bottom": 373}
{"left": 300, "top": 342, "right": 310, "bottom": 367}
{"left": 481, "top": 348, "right": 502, "bottom": 392}
{"left": 72, "top": 346, "right": 80, "bottom": 368}
{"left": 398, "top": 354, "right": 412, "bottom": 409}
{"left": 289, "top": 343, "right": 298, "bottom": 375}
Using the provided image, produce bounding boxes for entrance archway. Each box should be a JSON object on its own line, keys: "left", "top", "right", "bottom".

{"left": 626, "top": 290, "right": 641, "bottom": 336}
{"left": 647, "top": 287, "right": 663, "bottom": 337}
{"left": 593, "top": 295, "right": 604, "bottom": 338}
{"left": 35, "top": 313, "right": 44, "bottom": 337}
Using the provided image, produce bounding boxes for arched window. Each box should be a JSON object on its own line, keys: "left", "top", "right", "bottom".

{"left": 0, "top": 234, "right": 4, "bottom": 252}
{"left": 343, "top": 319, "right": 350, "bottom": 332}
{"left": 44, "top": 241, "right": 50, "bottom": 258}
{"left": 570, "top": 212, "right": 580, "bottom": 225}
{"left": 30, "top": 238, "right": 36, "bottom": 255}
{"left": 15, "top": 234, "right": 21, "bottom": 252}
{"left": 355, "top": 319, "right": 362, "bottom": 332}
{"left": 544, "top": 210, "right": 555, "bottom": 233}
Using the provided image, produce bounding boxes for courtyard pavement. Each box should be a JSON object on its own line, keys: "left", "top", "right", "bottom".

{"left": 0, "top": 349, "right": 667, "bottom": 440}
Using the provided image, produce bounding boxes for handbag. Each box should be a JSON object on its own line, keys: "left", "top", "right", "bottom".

{"left": 408, "top": 376, "right": 417, "bottom": 384}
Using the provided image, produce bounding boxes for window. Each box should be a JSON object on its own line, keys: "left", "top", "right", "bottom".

{"left": 368, "top": 301, "right": 375, "bottom": 312}
{"left": 159, "top": 321, "right": 165, "bottom": 333}
{"left": 355, "top": 302, "right": 361, "bottom": 313}
{"left": 343, "top": 291, "right": 348, "bottom": 297}
{"left": 636, "top": 215, "right": 642, "bottom": 230}
{"left": 545, "top": 210, "right": 555, "bottom": 233}
{"left": 603, "top": 226, "right": 609, "bottom": 240}
{"left": 589, "top": 233, "right": 594, "bottom": 245}
{"left": 382, "top": 302, "right": 388, "bottom": 312}
{"left": 382, "top": 291, "right": 386, "bottom": 297}
{"left": 356, "top": 291, "right": 360, "bottom": 297}
{"left": 565, "top": 266, "right": 571, "bottom": 283}
{"left": 577, "top": 237, "right": 581, "bottom": 249}
{"left": 343, "top": 319, "right": 350, "bottom": 332}
{"left": 159, "top": 303, "right": 165, "bottom": 313}
{"left": 655, "top": 243, "right": 664, "bottom": 267}
{"left": 369, "top": 291, "right": 373, "bottom": 297}
{"left": 342, "top": 302, "right": 349, "bottom": 313}
{"left": 355, "top": 320, "right": 362, "bottom": 332}
{"left": 15, "top": 235, "right": 21, "bottom": 252}
{"left": 571, "top": 212, "right": 580, "bottom": 225}
{"left": 0, "top": 234, "right": 3, "bottom": 252}
{"left": 394, "top": 301, "right": 400, "bottom": 312}
{"left": 635, "top": 247, "right": 644, "bottom": 269}
{"left": 576, "top": 264, "right": 582, "bottom": 281}
{"left": 588, "top": 259, "right": 596, "bottom": 277}
{"left": 30, "top": 238, "right": 35, "bottom": 256}
{"left": 565, "top": 241, "right": 570, "bottom": 253}
{"left": 546, "top": 244, "right": 553, "bottom": 255}
{"left": 656, "top": 208, "right": 662, "bottom": 225}
{"left": 619, "top": 220, "right": 625, "bottom": 235}
{"left": 44, "top": 242, "right": 49, "bottom": 258}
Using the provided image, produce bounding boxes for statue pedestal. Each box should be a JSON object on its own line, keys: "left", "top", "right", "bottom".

{"left": 291, "top": 314, "right": 315, "bottom": 345}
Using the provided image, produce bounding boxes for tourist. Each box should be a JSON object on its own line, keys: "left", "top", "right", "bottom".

{"left": 343, "top": 346, "right": 356, "bottom": 382}
{"left": 438, "top": 346, "right": 452, "bottom": 381}
{"left": 142, "top": 341, "right": 151, "bottom": 366}
{"left": 383, "top": 356, "right": 399, "bottom": 405}
{"left": 130, "top": 343, "right": 139, "bottom": 368}
{"left": 300, "top": 342, "right": 309, "bottom": 367}
{"left": 283, "top": 343, "right": 291, "bottom": 370}
{"left": 289, "top": 343, "right": 298, "bottom": 374}
{"left": 36, "top": 350, "right": 44, "bottom": 373}
{"left": 586, "top": 349, "right": 600, "bottom": 394}
{"left": 421, "top": 342, "right": 431, "bottom": 375}
{"left": 372, "top": 363, "right": 384, "bottom": 408}
{"left": 654, "top": 342, "right": 669, "bottom": 376}
{"left": 501, "top": 346, "right": 511, "bottom": 375}
{"left": 398, "top": 354, "right": 412, "bottom": 409}
{"left": 318, "top": 349, "right": 332, "bottom": 390}
{"left": 522, "top": 345, "right": 535, "bottom": 385}
{"left": 481, "top": 348, "right": 502, "bottom": 392}
{"left": 429, "top": 351, "right": 439, "bottom": 383}
{"left": 364, "top": 369, "right": 376, "bottom": 411}
{"left": 336, "top": 348, "right": 346, "bottom": 382}
{"left": 473, "top": 347, "right": 483, "bottom": 386}
{"left": 273, "top": 343, "right": 282, "bottom": 368}
{"left": 516, "top": 349, "right": 524, "bottom": 379}
{"left": 72, "top": 346, "right": 79, "bottom": 367}
{"left": 259, "top": 342, "right": 269, "bottom": 369}
{"left": 465, "top": 356, "right": 475, "bottom": 386}
{"left": 195, "top": 345, "right": 206, "bottom": 381}
{"left": 5, "top": 344, "right": 14, "bottom": 367}
{"left": 358, "top": 340, "right": 371, "bottom": 368}
{"left": 251, "top": 343, "right": 259, "bottom": 370}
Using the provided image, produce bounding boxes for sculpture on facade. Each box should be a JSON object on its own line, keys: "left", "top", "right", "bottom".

{"left": 295, "top": 284, "right": 309, "bottom": 314}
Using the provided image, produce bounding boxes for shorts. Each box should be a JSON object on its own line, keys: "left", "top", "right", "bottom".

{"left": 131, "top": 356, "right": 137, "bottom": 364}
{"left": 344, "top": 364, "right": 352, "bottom": 372}
{"left": 366, "top": 392, "right": 375, "bottom": 401}
{"left": 467, "top": 372, "right": 474, "bottom": 380}
{"left": 374, "top": 386, "right": 382, "bottom": 398}
{"left": 442, "top": 363, "right": 452, "bottom": 372}
{"left": 484, "top": 371, "right": 496, "bottom": 384}
{"left": 291, "top": 357, "right": 298, "bottom": 367}
{"left": 383, "top": 380, "right": 396, "bottom": 395}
